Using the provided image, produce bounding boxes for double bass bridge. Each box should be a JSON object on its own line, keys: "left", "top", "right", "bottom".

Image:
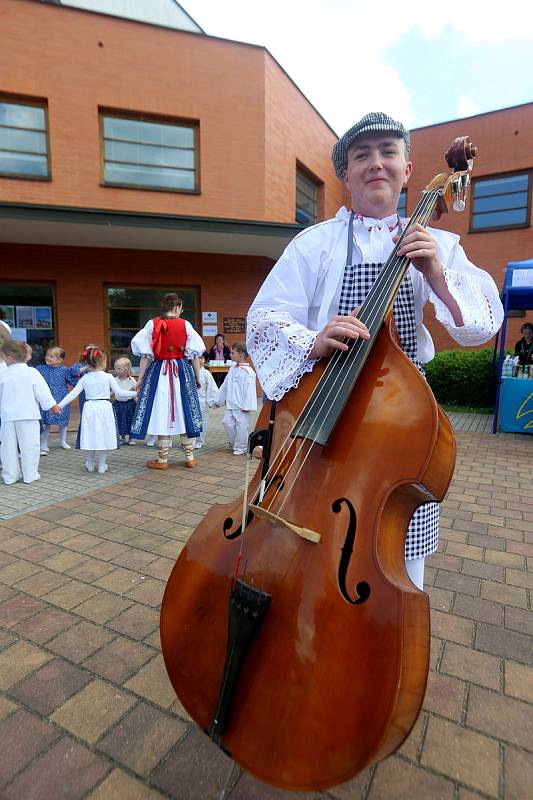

{"left": 247, "top": 504, "right": 321, "bottom": 543}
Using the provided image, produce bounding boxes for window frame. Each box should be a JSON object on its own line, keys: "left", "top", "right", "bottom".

{"left": 0, "top": 94, "right": 51, "bottom": 182}
{"left": 0, "top": 280, "right": 57, "bottom": 364}
{"left": 295, "top": 161, "right": 323, "bottom": 226}
{"left": 469, "top": 170, "right": 531, "bottom": 234}
{"left": 397, "top": 188, "right": 408, "bottom": 218}
{"left": 99, "top": 108, "right": 200, "bottom": 194}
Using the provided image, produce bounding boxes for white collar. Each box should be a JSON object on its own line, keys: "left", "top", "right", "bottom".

{"left": 335, "top": 205, "right": 402, "bottom": 231}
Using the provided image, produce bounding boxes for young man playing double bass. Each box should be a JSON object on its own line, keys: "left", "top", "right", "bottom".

{"left": 247, "top": 111, "right": 503, "bottom": 590}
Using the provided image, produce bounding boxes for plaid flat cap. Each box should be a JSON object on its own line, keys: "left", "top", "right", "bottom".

{"left": 332, "top": 112, "right": 411, "bottom": 179}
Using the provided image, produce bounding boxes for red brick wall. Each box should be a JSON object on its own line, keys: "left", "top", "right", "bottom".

{"left": 264, "top": 56, "right": 343, "bottom": 221}
{"left": 0, "top": 0, "right": 344, "bottom": 223}
{"left": 0, "top": 243, "right": 273, "bottom": 365}
{"left": 409, "top": 105, "right": 533, "bottom": 351}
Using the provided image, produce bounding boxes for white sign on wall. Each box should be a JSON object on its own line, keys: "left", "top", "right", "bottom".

{"left": 202, "top": 325, "right": 218, "bottom": 338}
{"left": 202, "top": 311, "right": 218, "bottom": 323}
{"left": 511, "top": 269, "right": 533, "bottom": 288}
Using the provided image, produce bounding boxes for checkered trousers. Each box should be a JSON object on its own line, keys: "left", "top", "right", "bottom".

{"left": 338, "top": 262, "right": 439, "bottom": 560}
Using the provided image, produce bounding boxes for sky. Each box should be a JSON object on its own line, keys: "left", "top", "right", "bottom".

{"left": 180, "top": 0, "right": 533, "bottom": 135}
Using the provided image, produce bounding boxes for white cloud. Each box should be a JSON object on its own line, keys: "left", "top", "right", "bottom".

{"left": 181, "top": 0, "right": 533, "bottom": 131}
{"left": 457, "top": 95, "right": 480, "bottom": 119}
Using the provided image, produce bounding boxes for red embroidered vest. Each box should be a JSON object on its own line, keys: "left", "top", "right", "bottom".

{"left": 151, "top": 317, "right": 187, "bottom": 360}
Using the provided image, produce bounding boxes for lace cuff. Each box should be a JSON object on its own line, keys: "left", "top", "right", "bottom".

{"left": 247, "top": 308, "right": 319, "bottom": 400}
{"left": 430, "top": 266, "right": 503, "bottom": 346}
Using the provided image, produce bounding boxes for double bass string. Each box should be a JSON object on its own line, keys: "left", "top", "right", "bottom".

{"left": 258, "top": 191, "right": 439, "bottom": 511}
{"left": 235, "top": 187, "right": 440, "bottom": 579}
{"left": 254, "top": 190, "right": 440, "bottom": 520}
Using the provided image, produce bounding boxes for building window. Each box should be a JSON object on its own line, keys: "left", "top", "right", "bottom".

{"left": 397, "top": 189, "right": 407, "bottom": 217}
{"left": 0, "top": 283, "right": 55, "bottom": 364}
{"left": 106, "top": 286, "right": 199, "bottom": 369}
{"left": 471, "top": 173, "right": 530, "bottom": 232}
{"left": 101, "top": 112, "right": 198, "bottom": 192}
{"left": 296, "top": 166, "right": 320, "bottom": 225}
{"left": 0, "top": 98, "right": 50, "bottom": 179}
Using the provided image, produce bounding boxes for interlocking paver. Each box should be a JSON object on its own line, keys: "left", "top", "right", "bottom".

{"left": 0, "top": 416, "right": 531, "bottom": 798}
{"left": 423, "top": 669, "right": 466, "bottom": 722}
{"left": 88, "top": 769, "right": 167, "bottom": 799}
{"left": 0, "top": 641, "right": 51, "bottom": 690}
{"left": 3, "top": 736, "right": 111, "bottom": 800}
{"left": 422, "top": 716, "right": 500, "bottom": 796}
{"left": 150, "top": 727, "right": 234, "bottom": 800}
{"left": 503, "top": 746, "right": 533, "bottom": 800}
{"left": 124, "top": 654, "right": 176, "bottom": 709}
{"left": 475, "top": 622, "right": 532, "bottom": 663}
{"left": 106, "top": 604, "right": 159, "bottom": 641}
{"left": 467, "top": 685, "right": 533, "bottom": 751}
{"left": 368, "top": 757, "right": 455, "bottom": 800}
{"left": 0, "top": 708, "right": 61, "bottom": 788}
{"left": 98, "top": 701, "right": 187, "bottom": 777}
{"left": 11, "top": 606, "right": 78, "bottom": 644}
{"left": 82, "top": 636, "right": 155, "bottom": 684}
{"left": 50, "top": 679, "right": 135, "bottom": 745}
{"left": 0, "top": 595, "right": 46, "bottom": 628}
{"left": 47, "top": 620, "right": 116, "bottom": 663}
{"left": 9, "top": 658, "right": 92, "bottom": 715}
{"left": 441, "top": 642, "right": 501, "bottom": 691}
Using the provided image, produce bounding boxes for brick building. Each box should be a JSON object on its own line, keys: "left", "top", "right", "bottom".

{"left": 0, "top": 0, "right": 532, "bottom": 367}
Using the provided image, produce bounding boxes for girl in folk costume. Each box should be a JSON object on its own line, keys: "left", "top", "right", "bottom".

{"left": 194, "top": 351, "right": 218, "bottom": 449}
{"left": 57, "top": 346, "right": 136, "bottom": 474}
{"left": 213, "top": 342, "right": 257, "bottom": 455}
{"left": 129, "top": 293, "right": 204, "bottom": 469}
{"left": 112, "top": 357, "right": 137, "bottom": 445}
{"left": 36, "top": 346, "right": 77, "bottom": 453}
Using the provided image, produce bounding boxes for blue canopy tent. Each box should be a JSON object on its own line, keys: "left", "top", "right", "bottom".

{"left": 492, "top": 259, "right": 533, "bottom": 433}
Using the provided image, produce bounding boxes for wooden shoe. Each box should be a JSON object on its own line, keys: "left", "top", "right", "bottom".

{"left": 184, "top": 459, "right": 198, "bottom": 468}
{"left": 146, "top": 460, "right": 169, "bottom": 470}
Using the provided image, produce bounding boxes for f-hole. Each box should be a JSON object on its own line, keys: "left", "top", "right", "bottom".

{"left": 333, "top": 498, "right": 371, "bottom": 605}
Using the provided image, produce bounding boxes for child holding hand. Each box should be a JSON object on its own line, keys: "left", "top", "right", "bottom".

{"left": 57, "top": 346, "right": 136, "bottom": 474}
{"left": 36, "top": 346, "right": 76, "bottom": 453}
{"left": 0, "top": 340, "right": 61, "bottom": 484}
{"left": 113, "top": 357, "right": 137, "bottom": 445}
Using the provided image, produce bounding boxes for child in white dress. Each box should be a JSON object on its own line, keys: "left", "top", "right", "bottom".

{"left": 57, "top": 346, "right": 136, "bottom": 474}
{"left": 194, "top": 352, "right": 218, "bottom": 449}
{"left": 214, "top": 342, "right": 257, "bottom": 455}
{"left": 0, "top": 340, "right": 61, "bottom": 484}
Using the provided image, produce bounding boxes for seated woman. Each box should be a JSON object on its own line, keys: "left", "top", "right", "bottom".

{"left": 208, "top": 333, "right": 231, "bottom": 387}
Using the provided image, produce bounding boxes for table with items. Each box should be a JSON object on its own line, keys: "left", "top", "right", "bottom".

{"left": 499, "top": 372, "right": 533, "bottom": 433}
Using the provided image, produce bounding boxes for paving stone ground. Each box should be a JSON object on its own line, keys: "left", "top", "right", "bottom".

{"left": 0, "top": 410, "right": 531, "bottom": 799}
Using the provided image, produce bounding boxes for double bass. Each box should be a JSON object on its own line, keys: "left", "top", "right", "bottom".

{"left": 160, "top": 138, "right": 477, "bottom": 790}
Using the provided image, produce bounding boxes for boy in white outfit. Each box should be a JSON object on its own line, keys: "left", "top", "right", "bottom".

{"left": 214, "top": 342, "right": 257, "bottom": 455}
{"left": 0, "top": 341, "right": 61, "bottom": 484}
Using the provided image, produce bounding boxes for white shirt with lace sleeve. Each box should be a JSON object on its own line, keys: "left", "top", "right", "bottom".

{"left": 247, "top": 206, "right": 503, "bottom": 401}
